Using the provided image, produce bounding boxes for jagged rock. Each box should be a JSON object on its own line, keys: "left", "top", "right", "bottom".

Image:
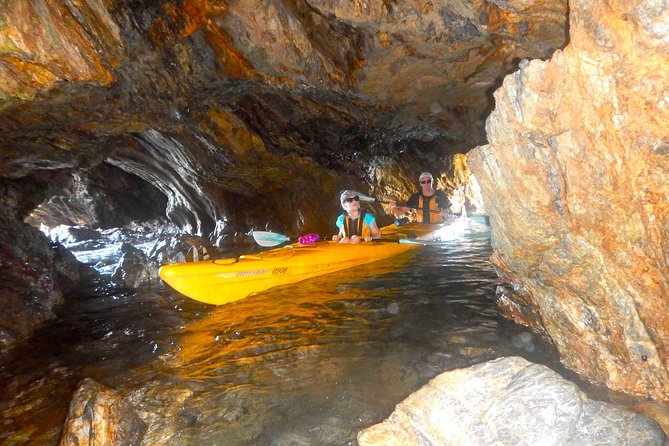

{"left": 467, "top": 0, "right": 669, "bottom": 399}
{"left": 358, "top": 357, "right": 667, "bottom": 446}
{"left": 111, "top": 244, "right": 159, "bottom": 289}
{"left": 59, "top": 378, "right": 146, "bottom": 446}
{"left": 0, "top": 203, "right": 83, "bottom": 356}
{"left": 148, "top": 235, "right": 220, "bottom": 266}
{"left": 26, "top": 164, "right": 168, "bottom": 230}
{"left": 123, "top": 381, "right": 194, "bottom": 445}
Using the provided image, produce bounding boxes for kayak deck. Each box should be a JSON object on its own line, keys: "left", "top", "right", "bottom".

{"left": 381, "top": 215, "right": 490, "bottom": 244}
{"left": 159, "top": 241, "right": 419, "bottom": 305}
{"left": 380, "top": 222, "right": 446, "bottom": 240}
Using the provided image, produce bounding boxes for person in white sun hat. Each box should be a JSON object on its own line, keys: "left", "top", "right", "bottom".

{"left": 332, "top": 190, "right": 381, "bottom": 243}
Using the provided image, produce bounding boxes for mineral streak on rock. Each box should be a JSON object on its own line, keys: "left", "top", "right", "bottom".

{"left": 468, "top": 0, "right": 669, "bottom": 400}
{"left": 0, "top": 0, "right": 122, "bottom": 100}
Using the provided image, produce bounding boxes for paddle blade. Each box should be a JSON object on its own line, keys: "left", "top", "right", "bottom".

{"left": 251, "top": 231, "right": 291, "bottom": 247}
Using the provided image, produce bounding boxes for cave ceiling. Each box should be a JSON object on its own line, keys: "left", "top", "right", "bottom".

{"left": 0, "top": 0, "right": 568, "bottom": 237}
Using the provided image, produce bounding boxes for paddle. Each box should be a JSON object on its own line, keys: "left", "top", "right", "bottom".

{"left": 251, "top": 230, "right": 412, "bottom": 247}
{"left": 251, "top": 231, "right": 320, "bottom": 247}
{"left": 252, "top": 231, "right": 292, "bottom": 247}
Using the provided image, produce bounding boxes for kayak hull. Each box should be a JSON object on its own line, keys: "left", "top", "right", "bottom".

{"left": 159, "top": 241, "right": 419, "bottom": 305}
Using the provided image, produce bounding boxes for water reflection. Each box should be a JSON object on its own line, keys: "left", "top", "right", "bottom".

{"left": 2, "top": 236, "right": 661, "bottom": 445}
{"left": 144, "top": 241, "right": 513, "bottom": 445}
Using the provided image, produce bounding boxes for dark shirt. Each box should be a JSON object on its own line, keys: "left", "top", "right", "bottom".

{"left": 406, "top": 189, "right": 451, "bottom": 223}
{"left": 406, "top": 189, "right": 450, "bottom": 210}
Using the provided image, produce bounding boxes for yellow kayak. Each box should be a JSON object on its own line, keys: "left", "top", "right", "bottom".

{"left": 159, "top": 241, "right": 419, "bottom": 305}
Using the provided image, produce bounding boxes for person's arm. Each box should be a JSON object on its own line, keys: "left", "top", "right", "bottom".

{"left": 390, "top": 194, "right": 418, "bottom": 216}
{"left": 332, "top": 228, "right": 346, "bottom": 242}
{"left": 368, "top": 221, "right": 381, "bottom": 240}
{"left": 333, "top": 215, "right": 345, "bottom": 241}
{"left": 437, "top": 190, "right": 452, "bottom": 218}
{"left": 390, "top": 201, "right": 410, "bottom": 217}
{"left": 389, "top": 200, "right": 403, "bottom": 217}
{"left": 364, "top": 214, "right": 381, "bottom": 241}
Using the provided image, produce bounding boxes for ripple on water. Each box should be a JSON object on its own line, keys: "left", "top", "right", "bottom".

{"left": 3, "top": 236, "right": 664, "bottom": 444}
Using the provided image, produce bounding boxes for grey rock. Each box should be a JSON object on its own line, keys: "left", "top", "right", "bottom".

{"left": 358, "top": 357, "right": 667, "bottom": 446}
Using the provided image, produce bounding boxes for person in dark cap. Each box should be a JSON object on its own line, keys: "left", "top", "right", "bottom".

{"left": 333, "top": 190, "right": 381, "bottom": 243}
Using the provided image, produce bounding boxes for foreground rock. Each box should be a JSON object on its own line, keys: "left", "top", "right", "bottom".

{"left": 59, "top": 378, "right": 146, "bottom": 446}
{"left": 358, "top": 356, "right": 667, "bottom": 446}
{"left": 467, "top": 0, "right": 669, "bottom": 400}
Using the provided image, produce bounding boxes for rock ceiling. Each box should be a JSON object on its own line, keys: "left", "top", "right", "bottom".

{"left": 0, "top": 0, "right": 567, "bottom": 237}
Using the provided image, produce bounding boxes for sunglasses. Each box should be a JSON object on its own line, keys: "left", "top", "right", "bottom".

{"left": 343, "top": 196, "right": 359, "bottom": 203}
{"left": 419, "top": 180, "right": 431, "bottom": 184}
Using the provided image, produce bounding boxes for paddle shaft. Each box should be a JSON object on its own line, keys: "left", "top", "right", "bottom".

{"left": 333, "top": 237, "right": 399, "bottom": 242}
{"left": 253, "top": 232, "right": 404, "bottom": 246}
{"left": 377, "top": 200, "right": 444, "bottom": 214}
{"left": 358, "top": 193, "right": 445, "bottom": 214}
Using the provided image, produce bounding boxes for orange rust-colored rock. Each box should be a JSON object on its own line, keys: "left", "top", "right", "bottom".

{"left": 0, "top": 0, "right": 121, "bottom": 100}
{"left": 204, "top": 108, "right": 266, "bottom": 156}
{"left": 204, "top": 25, "right": 257, "bottom": 79}
{"left": 468, "top": 0, "right": 669, "bottom": 400}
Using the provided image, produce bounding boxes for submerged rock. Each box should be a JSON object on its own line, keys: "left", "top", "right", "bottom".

{"left": 358, "top": 356, "right": 667, "bottom": 446}
{"left": 111, "top": 244, "right": 159, "bottom": 289}
{"left": 59, "top": 378, "right": 146, "bottom": 446}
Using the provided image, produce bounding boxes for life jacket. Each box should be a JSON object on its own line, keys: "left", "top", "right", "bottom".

{"left": 342, "top": 210, "right": 371, "bottom": 238}
{"left": 417, "top": 194, "right": 442, "bottom": 224}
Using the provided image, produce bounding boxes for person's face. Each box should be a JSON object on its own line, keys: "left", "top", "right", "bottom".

{"left": 419, "top": 177, "right": 433, "bottom": 191}
{"left": 342, "top": 195, "right": 360, "bottom": 211}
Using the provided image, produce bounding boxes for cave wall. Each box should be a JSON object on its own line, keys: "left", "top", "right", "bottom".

{"left": 26, "top": 163, "right": 168, "bottom": 229}
{"left": 468, "top": 0, "right": 669, "bottom": 400}
{"left": 0, "top": 0, "right": 569, "bottom": 353}
{"left": 0, "top": 0, "right": 569, "bottom": 238}
{"left": 0, "top": 178, "right": 82, "bottom": 355}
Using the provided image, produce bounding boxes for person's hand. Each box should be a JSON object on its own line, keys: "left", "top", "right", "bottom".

{"left": 350, "top": 235, "right": 361, "bottom": 244}
{"left": 364, "top": 235, "right": 372, "bottom": 242}
{"left": 389, "top": 200, "right": 402, "bottom": 217}
{"left": 332, "top": 234, "right": 340, "bottom": 242}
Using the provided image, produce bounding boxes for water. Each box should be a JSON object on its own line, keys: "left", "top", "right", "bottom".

{"left": 0, "top": 235, "right": 606, "bottom": 445}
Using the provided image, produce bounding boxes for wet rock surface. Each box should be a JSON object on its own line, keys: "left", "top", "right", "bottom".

{"left": 0, "top": 202, "right": 84, "bottom": 357}
{"left": 59, "top": 378, "right": 147, "bottom": 446}
{"left": 358, "top": 356, "right": 668, "bottom": 446}
{"left": 468, "top": 0, "right": 669, "bottom": 400}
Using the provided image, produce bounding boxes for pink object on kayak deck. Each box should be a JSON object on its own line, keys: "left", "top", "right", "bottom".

{"left": 297, "top": 233, "right": 319, "bottom": 244}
